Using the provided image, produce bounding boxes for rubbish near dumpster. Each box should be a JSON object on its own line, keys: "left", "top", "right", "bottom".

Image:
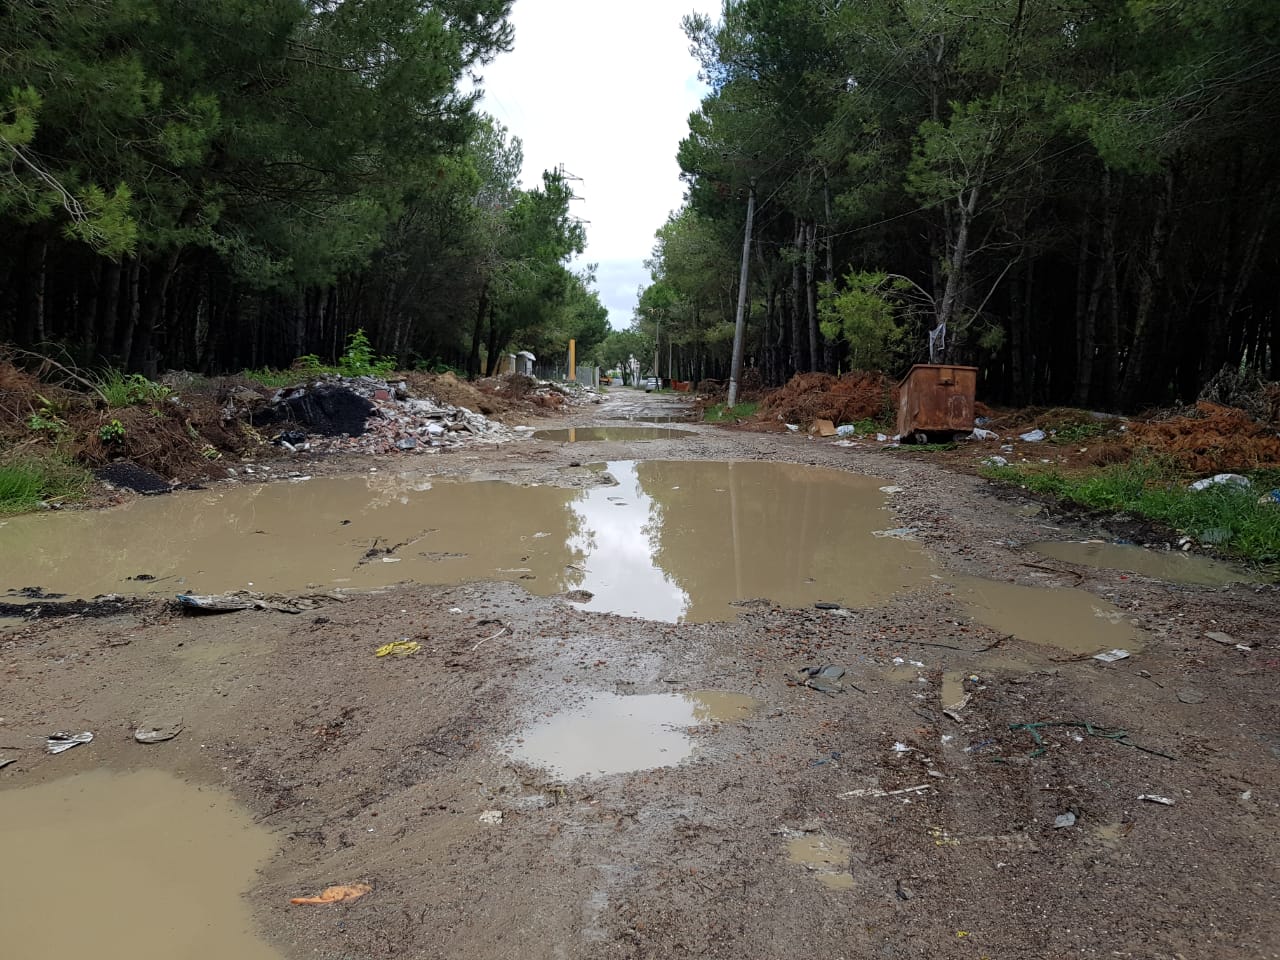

{"left": 808, "top": 419, "right": 837, "bottom": 437}
{"left": 290, "top": 883, "right": 373, "bottom": 905}
{"left": 46, "top": 732, "right": 93, "bottom": 754}
{"left": 1188, "top": 473, "right": 1250, "bottom": 491}
{"left": 135, "top": 719, "right": 183, "bottom": 744}
{"left": 1019, "top": 428, "right": 1047, "bottom": 442}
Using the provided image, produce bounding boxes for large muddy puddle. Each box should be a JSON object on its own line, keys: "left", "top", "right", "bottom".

{"left": 532, "top": 427, "right": 692, "bottom": 442}
{"left": 0, "top": 460, "right": 927, "bottom": 623}
{"left": 0, "top": 769, "right": 281, "bottom": 959}
{"left": 946, "top": 573, "right": 1146, "bottom": 655}
{"left": 1031, "top": 540, "right": 1257, "bottom": 586}
{"left": 508, "top": 690, "right": 762, "bottom": 779}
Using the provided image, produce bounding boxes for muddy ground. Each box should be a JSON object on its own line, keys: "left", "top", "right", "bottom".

{"left": 2, "top": 387, "right": 1278, "bottom": 960}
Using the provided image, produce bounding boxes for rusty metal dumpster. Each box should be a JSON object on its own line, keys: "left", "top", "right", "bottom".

{"left": 896, "top": 364, "right": 978, "bottom": 441}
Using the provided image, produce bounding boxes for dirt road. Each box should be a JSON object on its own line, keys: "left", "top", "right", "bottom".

{"left": 2, "top": 387, "right": 1278, "bottom": 959}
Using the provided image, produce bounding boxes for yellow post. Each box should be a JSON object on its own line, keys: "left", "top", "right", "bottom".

{"left": 567, "top": 338, "right": 576, "bottom": 380}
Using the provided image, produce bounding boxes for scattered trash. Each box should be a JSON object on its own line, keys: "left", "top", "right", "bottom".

{"left": 375, "top": 640, "right": 421, "bottom": 658}
{"left": 1137, "top": 794, "right": 1175, "bottom": 806}
{"left": 838, "top": 784, "right": 929, "bottom": 799}
{"left": 1019, "top": 429, "right": 1046, "bottom": 442}
{"left": 478, "top": 810, "right": 504, "bottom": 825}
{"left": 134, "top": 719, "right": 183, "bottom": 744}
{"left": 1188, "top": 473, "right": 1250, "bottom": 492}
{"left": 970, "top": 428, "right": 998, "bottom": 441}
{"left": 879, "top": 485, "right": 903, "bottom": 494}
{"left": 891, "top": 657, "right": 925, "bottom": 668}
{"left": 809, "top": 418, "right": 837, "bottom": 437}
{"left": 792, "top": 664, "right": 853, "bottom": 696}
{"left": 891, "top": 742, "right": 912, "bottom": 754}
{"left": 813, "top": 601, "right": 842, "bottom": 610}
{"left": 981, "top": 455, "right": 1008, "bottom": 467}
{"left": 176, "top": 593, "right": 255, "bottom": 613}
{"left": 835, "top": 424, "right": 858, "bottom": 437}
{"left": 876, "top": 432, "right": 889, "bottom": 442}
{"left": 785, "top": 423, "right": 800, "bottom": 432}
{"left": 46, "top": 731, "right": 93, "bottom": 754}
{"left": 1175, "top": 688, "right": 1206, "bottom": 705}
{"left": 1205, "top": 631, "right": 1237, "bottom": 645}
{"left": 0, "top": 757, "right": 15, "bottom": 770}
{"left": 1093, "top": 649, "right": 1131, "bottom": 663}
{"left": 1257, "top": 489, "right": 1280, "bottom": 505}
{"left": 1009, "top": 721, "right": 1176, "bottom": 761}
{"left": 290, "top": 883, "right": 373, "bottom": 905}
{"left": 1054, "top": 812, "right": 1077, "bottom": 829}
{"left": 872, "top": 527, "right": 918, "bottom": 540}
{"left": 1241, "top": 790, "right": 1253, "bottom": 801}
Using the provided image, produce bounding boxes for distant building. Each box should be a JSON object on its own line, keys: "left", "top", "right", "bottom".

{"left": 516, "top": 350, "right": 536, "bottom": 376}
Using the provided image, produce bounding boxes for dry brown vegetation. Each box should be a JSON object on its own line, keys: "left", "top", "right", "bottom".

{"left": 757, "top": 371, "right": 894, "bottom": 427}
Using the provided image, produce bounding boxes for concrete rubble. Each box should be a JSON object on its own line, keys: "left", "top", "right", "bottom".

{"left": 254, "top": 375, "right": 520, "bottom": 455}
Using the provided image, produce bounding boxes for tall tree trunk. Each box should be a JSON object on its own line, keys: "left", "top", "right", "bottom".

{"left": 80, "top": 260, "right": 102, "bottom": 359}
{"left": 790, "top": 221, "right": 804, "bottom": 373}
{"left": 119, "top": 258, "right": 141, "bottom": 370}
{"left": 467, "top": 285, "right": 488, "bottom": 380}
{"left": 805, "top": 221, "right": 820, "bottom": 372}
{"left": 1121, "top": 166, "right": 1177, "bottom": 408}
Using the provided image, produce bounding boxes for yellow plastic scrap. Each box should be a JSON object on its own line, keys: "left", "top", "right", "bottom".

{"left": 375, "top": 640, "right": 421, "bottom": 658}
{"left": 290, "top": 883, "right": 373, "bottom": 905}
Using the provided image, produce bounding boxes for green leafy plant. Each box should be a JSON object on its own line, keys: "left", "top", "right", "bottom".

{"left": 95, "top": 370, "right": 171, "bottom": 408}
{"left": 703, "top": 400, "right": 759, "bottom": 423}
{"left": 338, "top": 329, "right": 396, "bottom": 378}
{"left": 97, "top": 418, "right": 126, "bottom": 443}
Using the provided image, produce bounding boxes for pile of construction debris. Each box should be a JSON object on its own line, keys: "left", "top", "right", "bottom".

{"left": 251, "top": 375, "right": 519, "bottom": 454}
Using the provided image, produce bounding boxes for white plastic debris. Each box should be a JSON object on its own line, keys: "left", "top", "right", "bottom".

{"left": 981, "top": 455, "right": 1009, "bottom": 467}
{"left": 478, "top": 809, "right": 504, "bottom": 824}
{"left": 970, "top": 428, "right": 998, "bottom": 441}
{"left": 1189, "top": 473, "right": 1250, "bottom": 491}
{"left": 1137, "top": 795, "right": 1175, "bottom": 806}
{"left": 1093, "top": 649, "right": 1131, "bottom": 663}
{"left": 879, "top": 485, "right": 903, "bottom": 494}
{"left": 785, "top": 423, "right": 800, "bottom": 432}
{"left": 835, "top": 424, "right": 858, "bottom": 437}
{"left": 1054, "top": 812, "right": 1077, "bottom": 829}
{"left": 838, "top": 784, "right": 929, "bottom": 799}
{"left": 1019, "top": 429, "right": 1046, "bottom": 442}
{"left": 873, "top": 527, "right": 918, "bottom": 540}
{"left": 46, "top": 731, "right": 93, "bottom": 754}
{"left": 876, "top": 433, "right": 888, "bottom": 442}
{"left": 891, "top": 742, "right": 912, "bottom": 754}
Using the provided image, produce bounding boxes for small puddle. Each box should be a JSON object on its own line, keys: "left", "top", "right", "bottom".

{"left": 0, "top": 769, "right": 281, "bottom": 960}
{"left": 533, "top": 427, "right": 692, "bottom": 442}
{"left": 508, "top": 690, "right": 760, "bottom": 779}
{"left": 1031, "top": 540, "right": 1257, "bottom": 586}
{"left": 785, "top": 835, "right": 854, "bottom": 890}
{"left": 0, "top": 461, "right": 927, "bottom": 623}
{"left": 941, "top": 670, "right": 968, "bottom": 709}
{"left": 947, "top": 574, "right": 1146, "bottom": 655}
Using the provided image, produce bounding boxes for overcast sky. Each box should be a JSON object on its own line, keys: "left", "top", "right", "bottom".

{"left": 477, "top": 0, "right": 712, "bottom": 330}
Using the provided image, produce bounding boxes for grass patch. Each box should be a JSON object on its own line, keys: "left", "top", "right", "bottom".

{"left": 0, "top": 454, "right": 92, "bottom": 513}
{"left": 94, "top": 369, "right": 171, "bottom": 408}
{"left": 982, "top": 457, "right": 1280, "bottom": 562}
{"left": 843, "top": 417, "right": 892, "bottom": 435}
{"left": 241, "top": 367, "right": 312, "bottom": 388}
{"left": 703, "top": 400, "right": 760, "bottom": 423}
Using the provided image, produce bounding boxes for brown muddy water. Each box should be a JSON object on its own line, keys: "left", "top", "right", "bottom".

{"left": 785, "top": 835, "right": 855, "bottom": 890}
{"left": 0, "top": 769, "right": 281, "bottom": 960}
{"left": 532, "top": 427, "right": 693, "bottom": 442}
{"left": 1031, "top": 540, "right": 1258, "bottom": 586}
{"left": 508, "top": 690, "right": 763, "bottom": 779}
{"left": 944, "top": 573, "right": 1147, "bottom": 655}
{"left": 0, "top": 461, "right": 928, "bottom": 623}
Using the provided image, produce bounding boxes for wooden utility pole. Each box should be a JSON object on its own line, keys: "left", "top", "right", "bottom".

{"left": 727, "top": 182, "right": 756, "bottom": 408}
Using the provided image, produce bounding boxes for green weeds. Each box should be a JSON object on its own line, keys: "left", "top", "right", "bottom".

{"left": 0, "top": 455, "right": 92, "bottom": 513}
{"left": 703, "top": 400, "right": 760, "bottom": 423}
{"left": 95, "top": 370, "right": 171, "bottom": 407}
{"left": 982, "top": 457, "right": 1280, "bottom": 562}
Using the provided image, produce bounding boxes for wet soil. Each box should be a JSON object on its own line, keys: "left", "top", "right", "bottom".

{"left": 2, "top": 385, "right": 1278, "bottom": 959}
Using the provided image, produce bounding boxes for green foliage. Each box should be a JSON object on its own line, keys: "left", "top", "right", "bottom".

{"left": 95, "top": 370, "right": 170, "bottom": 408}
{"left": 241, "top": 367, "right": 308, "bottom": 388}
{"left": 703, "top": 401, "right": 759, "bottom": 423}
{"left": 0, "top": 454, "right": 91, "bottom": 513}
{"left": 982, "top": 458, "right": 1280, "bottom": 562}
{"left": 97, "top": 419, "right": 126, "bottom": 443}
{"left": 818, "top": 271, "right": 907, "bottom": 370}
{"left": 338, "top": 329, "right": 396, "bottom": 378}
{"left": 1049, "top": 421, "right": 1110, "bottom": 444}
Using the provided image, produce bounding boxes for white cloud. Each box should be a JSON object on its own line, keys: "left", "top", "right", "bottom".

{"left": 477, "top": 0, "right": 711, "bottom": 329}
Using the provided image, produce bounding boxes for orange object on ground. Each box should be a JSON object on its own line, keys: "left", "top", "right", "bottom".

{"left": 290, "top": 883, "right": 372, "bottom": 905}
